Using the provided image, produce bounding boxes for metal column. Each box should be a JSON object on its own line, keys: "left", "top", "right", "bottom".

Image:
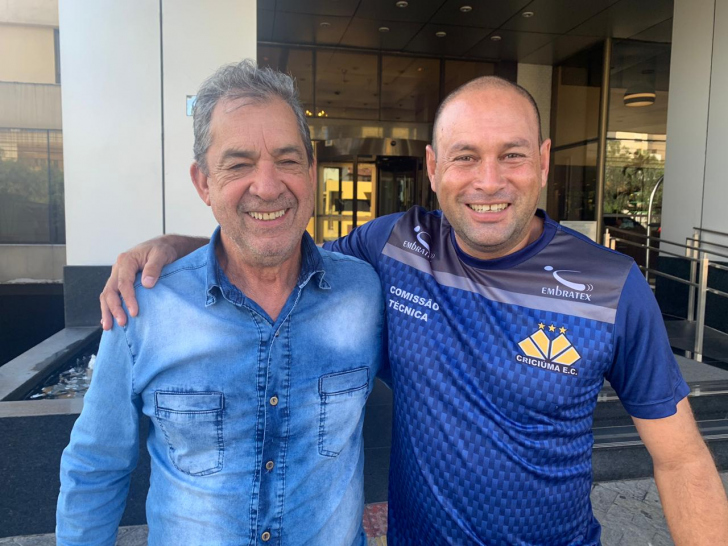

{"left": 595, "top": 37, "right": 612, "bottom": 245}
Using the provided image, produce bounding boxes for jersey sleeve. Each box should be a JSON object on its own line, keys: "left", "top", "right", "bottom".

{"left": 323, "top": 213, "right": 403, "bottom": 269}
{"left": 606, "top": 262, "right": 690, "bottom": 419}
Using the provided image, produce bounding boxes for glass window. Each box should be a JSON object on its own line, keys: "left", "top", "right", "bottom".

{"left": 550, "top": 143, "right": 599, "bottom": 222}
{"left": 258, "top": 46, "right": 314, "bottom": 117}
{"left": 380, "top": 56, "right": 439, "bottom": 122}
{"left": 315, "top": 50, "right": 378, "bottom": 120}
{"left": 0, "top": 129, "right": 64, "bottom": 244}
{"left": 442, "top": 60, "right": 495, "bottom": 97}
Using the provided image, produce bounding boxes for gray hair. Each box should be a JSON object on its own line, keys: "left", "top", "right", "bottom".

{"left": 193, "top": 59, "right": 313, "bottom": 174}
{"left": 432, "top": 76, "right": 543, "bottom": 153}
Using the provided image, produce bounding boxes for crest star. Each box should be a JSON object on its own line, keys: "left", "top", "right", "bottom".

{"left": 559, "top": 327, "right": 567, "bottom": 334}
{"left": 548, "top": 324, "right": 556, "bottom": 332}
{"left": 538, "top": 322, "right": 545, "bottom": 330}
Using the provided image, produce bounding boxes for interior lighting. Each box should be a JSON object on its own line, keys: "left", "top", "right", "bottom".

{"left": 522, "top": 11, "right": 534, "bottom": 18}
{"left": 460, "top": 5, "right": 473, "bottom": 12}
{"left": 379, "top": 26, "right": 390, "bottom": 33}
{"left": 490, "top": 35, "right": 502, "bottom": 41}
{"left": 417, "top": 67, "right": 424, "bottom": 72}
{"left": 623, "top": 84, "right": 656, "bottom": 107}
{"left": 396, "top": 1, "right": 408, "bottom": 8}
{"left": 435, "top": 31, "right": 447, "bottom": 38}
{"left": 320, "top": 21, "right": 331, "bottom": 28}
{"left": 305, "top": 109, "right": 313, "bottom": 117}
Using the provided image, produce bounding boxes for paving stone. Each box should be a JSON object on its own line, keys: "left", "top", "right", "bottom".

{"left": 650, "top": 531, "right": 676, "bottom": 546}
{"left": 616, "top": 521, "right": 661, "bottom": 546}
{"left": 590, "top": 484, "right": 619, "bottom": 513}
{"left": 599, "top": 525, "right": 624, "bottom": 546}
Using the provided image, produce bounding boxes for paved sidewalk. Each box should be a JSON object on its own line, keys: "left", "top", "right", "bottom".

{"left": 3, "top": 473, "right": 726, "bottom": 545}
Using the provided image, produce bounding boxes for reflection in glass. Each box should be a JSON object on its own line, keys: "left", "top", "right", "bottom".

{"left": 315, "top": 51, "right": 378, "bottom": 120}
{"left": 551, "top": 144, "right": 598, "bottom": 222}
{"left": 442, "top": 60, "right": 496, "bottom": 97}
{"left": 0, "top": 129, "right": 64, "bottom": 244}
{"left": 381, "top": 56, "right": 439, "bottom": 122}
{"left": 551, "top": 47, "right": 603, "bottom": 148}
{"left": 258, "top": 46, "right": 314, "bottom": 116}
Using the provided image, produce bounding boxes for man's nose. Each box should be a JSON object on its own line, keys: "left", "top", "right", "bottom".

{"left": 473, "top": 159, "right": 506, "bottom": 193}
{"left": 249, "top": 160, "right": 286, "bottom": 201}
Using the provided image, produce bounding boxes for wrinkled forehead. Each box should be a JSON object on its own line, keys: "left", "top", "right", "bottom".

{"left": 210, "top": 96, "right": 304, "bottom": 148}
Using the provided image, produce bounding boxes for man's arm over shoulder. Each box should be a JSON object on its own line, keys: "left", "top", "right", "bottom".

{"left": 100, "top": 234, "right": 208, "bottom": 330}
{"left": 56, "top": 323, "right": 142, "bottom": 546}
{"left": 323, "top": 213, "right": 402, "bottom": 268}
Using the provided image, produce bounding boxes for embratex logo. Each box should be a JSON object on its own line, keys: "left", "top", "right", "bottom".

{"left": 541, "top": 265, "right": 594, "bottom": 302}
{"left": 516, "top": 323, "right": 581, "bottom": 376}
{"left": 403, "top": 225, "right": 435, "bottom": 259}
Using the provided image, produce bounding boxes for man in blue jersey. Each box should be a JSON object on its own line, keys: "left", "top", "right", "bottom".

{"left": 99, "top": 72, "right": 728, "bottom": 544}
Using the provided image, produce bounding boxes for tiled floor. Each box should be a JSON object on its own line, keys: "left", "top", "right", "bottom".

{"left": 3, "top": 472, "right": 726, "bottom": 545}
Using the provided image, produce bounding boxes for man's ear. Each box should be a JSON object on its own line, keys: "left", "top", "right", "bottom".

{"left": 425, "top": 145, "right": 437, "bottom": 192}
{"left": 190, "top": 162, "right": 212, "bottom": 206}
{"left": 539, "top": 138, "right": 552, "bottom": 189}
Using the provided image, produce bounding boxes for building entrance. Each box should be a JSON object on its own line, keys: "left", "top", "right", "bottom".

{"left": 312, "top": 138, "right": 432, "bottom": 244}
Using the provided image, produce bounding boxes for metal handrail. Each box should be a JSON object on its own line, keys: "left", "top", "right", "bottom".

{"left": 605, "top": 228, "right": 728, "bottom": 363}
{"left": 645, "top": 175, "right": 664, "bottom": 277}
{"left": 685, "top": 237, "right": 728, "bottom": 252}
{"left": 606, "top": 227, "right": 728, "bottom": 260}
{"left": 693, "top": 227, "right": 728, "bottom": 237}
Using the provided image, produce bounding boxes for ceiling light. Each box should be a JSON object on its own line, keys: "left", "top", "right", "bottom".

{"left": 624, "top": 84, "right": 656, "bottom": 107}
{"left": 490, "top": 35, "right": 502, "bottom": 41}
{"left": 459, "top": 5, "right": 473, "bottom": 12}
{"left": 379, "top": 26, "right": 390, "bottom": 33}
{"left": 417, "top": 67, "right": 423, "bottom": 72}
{"left": 435, "top": 31, "right": 447, "bottom": 38}
{"left": 396, "top": 1, "right": 408, "bottom": 8}
{"left": 320, "top": 21, "right": 331, "bottom": 28}
{"left": 522, "top": 11, "right": 534, "bottom": 18}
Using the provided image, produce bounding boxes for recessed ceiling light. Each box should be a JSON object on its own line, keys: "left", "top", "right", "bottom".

{"left": 435, "top": 31, "right": 447, "bottom": 38}
{"left": 522, "top": 11, "right": 534, "bottom": 18}
{"left": 490, "top": 35, "right": 502, "bottom": 41}
{"left": 379, "top": 26, "right": 390, "bottom": 33}
{"left": 417, "top": 67, "right": 424, "bottom": 72}
{"left": 396, "top": 1, "right": 408, "bottom": 8}
{"left": 460, "top": 5, "right": 473, "bottom": 13}
{"left": 320, "top": 21, "right": 331, "bottom": 28}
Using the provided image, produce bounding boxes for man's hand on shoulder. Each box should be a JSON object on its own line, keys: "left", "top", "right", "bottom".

{"left": 100, "top": 235, "right": 208, "bottom": 330}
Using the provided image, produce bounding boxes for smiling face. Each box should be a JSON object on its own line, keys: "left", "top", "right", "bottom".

{"left": 191, "top": 97, "right": 315, "bottom": 269}
{"left": 427, "top": 85, "right": 551, "bottom": 260}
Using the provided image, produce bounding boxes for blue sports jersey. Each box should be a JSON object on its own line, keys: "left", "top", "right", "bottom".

{"left": 325, "top": 207, "right": 689, "bottom": 545}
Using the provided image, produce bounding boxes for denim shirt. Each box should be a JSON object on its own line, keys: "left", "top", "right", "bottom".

{"left": 57, "top": 229, "right": 385, "bottom": 546}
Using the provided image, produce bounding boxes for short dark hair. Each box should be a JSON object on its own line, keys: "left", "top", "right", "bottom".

{"left": 432, "top": 76, "right": 543, "bottom": 153}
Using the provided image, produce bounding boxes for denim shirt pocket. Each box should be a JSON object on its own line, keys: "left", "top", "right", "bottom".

{"left": 154, "top": 391, "right": 224, "bottom": 476}
{"left": 318, "top": 367, "right": 369, "bottom": 458}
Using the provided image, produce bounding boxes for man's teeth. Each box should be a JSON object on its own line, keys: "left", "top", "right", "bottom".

{"left": 248, "top": 209, "right": 286, "bottom": 221}
{"left": 469, "top": 203, "right": 508, "bottom": 213}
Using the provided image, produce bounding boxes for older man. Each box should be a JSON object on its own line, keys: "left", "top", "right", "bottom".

{"left": 101, "top": 75, "right": 728, "bottom": 544}
{"left": 57, "top": 60, "right": 384, "bottom": 546}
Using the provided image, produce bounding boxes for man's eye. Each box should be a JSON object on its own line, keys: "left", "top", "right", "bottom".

{"left": 230, "top": 163, "right": 252, "bottom": 170}
{"left": 503, "top": 153, "right": 525, "bottom": 160}
{"left": 455, "top": 156, "right": 474, "bottom": 162}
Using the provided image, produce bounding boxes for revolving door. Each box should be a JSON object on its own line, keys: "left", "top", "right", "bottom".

{"left": 313, "top": 138, "right": 432, "bottom": 244}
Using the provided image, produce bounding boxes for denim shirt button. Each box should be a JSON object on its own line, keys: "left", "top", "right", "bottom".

{"left": 269, "top": 396, "right": 279, "bottom": 406}
{"left": 265, "top": 460, "right": 275, "bottom": 471}
{"left": 261, "top": 531, "right": 271, "bottom": 542}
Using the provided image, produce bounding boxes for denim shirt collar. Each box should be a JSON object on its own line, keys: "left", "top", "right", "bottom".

{"left": 204, "top": 226, "right": 329, "bottom": 307}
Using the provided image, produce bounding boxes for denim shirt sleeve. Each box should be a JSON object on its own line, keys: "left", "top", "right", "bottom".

{"left": 56, "top": 325, "right": 141, "bottom": 546}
